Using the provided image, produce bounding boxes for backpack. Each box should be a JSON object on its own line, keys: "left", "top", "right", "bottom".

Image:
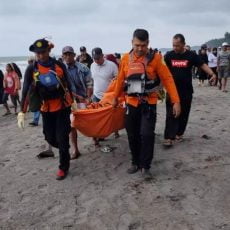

{"left": 33, "top": 61, "right": 65, "bottom": 100}
{"left": 124, "top": 50, "right": 161, "bottom": 96}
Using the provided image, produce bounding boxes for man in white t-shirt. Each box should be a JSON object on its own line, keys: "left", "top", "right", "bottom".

{"left": 90, "top": 47, "right": 118, "bottom": 146}
{"left": 90, "top": 47, "right": 118, "bottom": 102}
{"left": 208, "top": 47, "right": 218, "bottom": 86}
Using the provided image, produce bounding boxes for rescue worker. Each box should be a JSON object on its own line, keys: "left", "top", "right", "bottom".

{"left": 112, "top": 29, "right": 181, "bottom": 179}
{"left": 17, "top": 39, "right": 73, "bottom": 180}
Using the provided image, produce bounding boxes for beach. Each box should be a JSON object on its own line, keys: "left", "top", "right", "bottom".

{"left": 0, "top": 81, "right": 229, "bottom": 230}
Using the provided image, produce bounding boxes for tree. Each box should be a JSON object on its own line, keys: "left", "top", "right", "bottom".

{"left": 205, "top": 32, "right": 230, "bottom": 48}
{"left": 224, "top": 32, "right": 230, "bottom": 40}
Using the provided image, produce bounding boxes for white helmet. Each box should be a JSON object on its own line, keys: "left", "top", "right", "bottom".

{"left": 222, "top": 42, "right": 229, "bottom": 47}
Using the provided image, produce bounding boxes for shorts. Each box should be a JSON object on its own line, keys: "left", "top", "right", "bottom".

{"left": 198, "top": 71, "right": 208, "bottom": 80}
{"left": 92, "top": 95, "right": 100, "bottom": 102}
{"left": 218, "top": 66, "right": 229, "bottom": 78}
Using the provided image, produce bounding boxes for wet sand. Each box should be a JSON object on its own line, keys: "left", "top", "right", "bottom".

{"left": 0, "top": 81, "right": 229, "bottom": 230}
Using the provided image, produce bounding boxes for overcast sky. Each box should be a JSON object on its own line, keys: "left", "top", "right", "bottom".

{"left": 0, "top": 0, "right": 229, "bottom": 56}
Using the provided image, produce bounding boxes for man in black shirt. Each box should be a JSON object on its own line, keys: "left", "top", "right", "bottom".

{"left": 163, "top": 34, "right": 216, "bottom": 146}
{"left": 76, "top": 46, "right": 93, "bottom": 68}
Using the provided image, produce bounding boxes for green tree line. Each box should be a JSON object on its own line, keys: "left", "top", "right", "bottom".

{"left": 205, "top": 32, "right": 230, "bottom": 47}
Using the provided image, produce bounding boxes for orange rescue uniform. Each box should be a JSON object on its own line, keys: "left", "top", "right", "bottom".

{"left": 114, "top": 52, "right": 180, "bottom": 106}
{"left": 33, "top": 64, "right": 73, "bottom": 113}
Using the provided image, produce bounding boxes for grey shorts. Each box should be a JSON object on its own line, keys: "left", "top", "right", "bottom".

{"left": 218, "top": 66, "right": 229, "bottom": 78}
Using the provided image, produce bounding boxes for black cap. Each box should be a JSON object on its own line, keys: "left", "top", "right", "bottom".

{"left": 114, "top": 53, "right": 121, "bottom": 59}
{"left": 92, "top": 47, "right": 103, "bottom": 60}
{"left": 201, "top": 44, "right": 207, "bottom": 49}
{"left": 80, "top": 46, "right": 86, "bottom": 52}
{"left": 29, "top": 39, "right": 50, "bottom": 53}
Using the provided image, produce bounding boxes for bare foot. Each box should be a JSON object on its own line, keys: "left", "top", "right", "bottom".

{"left": 70, "top": 152, "right": 82, "bottom": 160}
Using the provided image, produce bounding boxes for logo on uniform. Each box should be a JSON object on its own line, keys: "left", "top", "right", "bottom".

{"left": 45, "top": 76, "right": 51, "bottom": 83}
{"left": 171, "top": 60, "right": 189, "bottom": 68}
{"left": 36, "top": 41, "right": 42, "bottom": 48}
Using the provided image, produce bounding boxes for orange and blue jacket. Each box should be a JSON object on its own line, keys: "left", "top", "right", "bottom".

{"left": 21, "top": 59, "right": 73, "bottom": 113}
{"left": 114, "top": 52, "right": 180, "bottom": 107}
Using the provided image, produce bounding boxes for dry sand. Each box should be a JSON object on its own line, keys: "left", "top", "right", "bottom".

{"left": 0, "top": 81, "right": 230, "bottom": 230}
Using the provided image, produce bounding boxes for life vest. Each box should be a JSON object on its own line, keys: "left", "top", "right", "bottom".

{"left": 124, "top": 51, "right": 161, "bottom": 96}
{"left": 33, "top": 62, "right": 66, "bottom": 100}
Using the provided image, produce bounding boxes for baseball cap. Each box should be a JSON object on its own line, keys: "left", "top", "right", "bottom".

{"left": 29, "top": 39, "right": 50, "bottom": 53}
{"left": 62, "top": 46, "right": 75, "bottom": 54}
{"left": 80, "top": 46, "right": 86, "bottom": 52}
{"left": 114, "top": 53, "right": 121, "bottom": 59}
{"left": 92, "top": 47, "right": 103, "bottom": 60}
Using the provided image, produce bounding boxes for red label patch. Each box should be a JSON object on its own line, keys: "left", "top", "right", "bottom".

{"left": 171, "top": 60, "right": 189, "bottom": 67}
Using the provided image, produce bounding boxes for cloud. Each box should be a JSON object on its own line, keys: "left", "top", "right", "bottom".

{"left": 0, "top": 0, "right": 229, "bottom": 56}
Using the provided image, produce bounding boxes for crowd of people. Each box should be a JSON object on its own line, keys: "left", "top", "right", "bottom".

{"left": 185, "top": 42, "right": 230, "bottom": 91}
{"left": 0, "top": 29, "right": 230, "bottom": 181}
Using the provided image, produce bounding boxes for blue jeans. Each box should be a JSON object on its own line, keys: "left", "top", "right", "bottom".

{"left": 33, "top": 111, "right": 41, "bottom": 125}
{"left": 92, "top": 95, "right": 100, "bottom": 102}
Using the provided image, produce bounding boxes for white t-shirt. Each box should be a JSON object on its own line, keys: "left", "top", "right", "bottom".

{"left": 208, "top": 53, "right": 217, "bottom": 68}
{"left": 91, "top": 60, "right": 118, "bottom": 99}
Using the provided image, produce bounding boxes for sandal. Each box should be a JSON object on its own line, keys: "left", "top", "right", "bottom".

{"left": 163, "top": 139, "right": 173, "bottom": 147}
{"left": 37, "top": 150, "right": 55, "bottom": 159}
{"left": 70, "top": 152, "right": 82, "bottom": 160}
{"left": 114, "top": 132, "right": 120, "bottom": 139}
{"left": 175, "top": 135, "right": 184, "bottom": 142}
{"left": 100, "top": 146, "right": 112, "bottom": 153}
{"left": 2, "top": 111, "right": 11, "bottom": 116}
{"left": 94, "top": 138, "right": 101, "bottom": 147}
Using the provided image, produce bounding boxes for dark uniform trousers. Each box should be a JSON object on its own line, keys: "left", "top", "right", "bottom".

{"left": 125, "top": 103, "right": 156, "bottom": 170}
{"left": 42, "top": 107, "right": 71, "bottom": 171}
{"left": 164, "top": 94, "right": 192, "bottom": 140}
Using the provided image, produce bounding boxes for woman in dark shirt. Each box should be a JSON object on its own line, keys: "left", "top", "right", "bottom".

{"left": 198, "top": 48, "right": 208, "bottom": 86}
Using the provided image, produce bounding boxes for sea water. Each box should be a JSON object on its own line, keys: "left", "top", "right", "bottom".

{"left": 0, "top": 56, "right": 28, "bottom": 75}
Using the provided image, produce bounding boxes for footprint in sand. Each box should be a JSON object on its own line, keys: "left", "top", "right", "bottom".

{"left": 19, "top": 172, "right": 29, "bottom": 177}
{"left": 201, "top": 134, "right": 211, "bottom": 140}
{"left": 205, "top": 156, "right": 222, "bottom": 162}
{"left": 128, "top": 221, "right": 141, "bottom": 230}
{"left": 38, "top": 184, "right": 48, "bottom": 191}
{"left": 173, "top": 161, "right": 183, "bottom": 170}
{"left": 20, "top": 193, "right": 32, "bottom": 203}
{"left": 44, "top": 202, "right": 63, "bottom": 217}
